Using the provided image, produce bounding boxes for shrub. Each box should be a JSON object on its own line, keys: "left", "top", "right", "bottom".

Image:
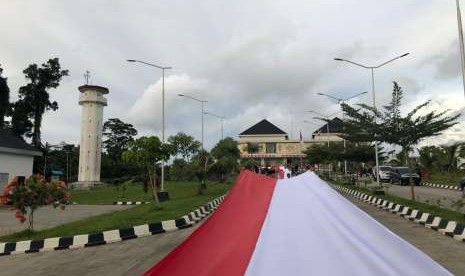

{"left": 1, "top": 175, "right": 70, "bottom": 232}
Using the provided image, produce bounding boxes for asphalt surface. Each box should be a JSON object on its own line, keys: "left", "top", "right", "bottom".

{"left": 0, "top": 205, "right": 132, "bottom": 236}
{"left": 347, "top": 197, "right": 465, "bottom": 275}
{"left": 0, "top": 223, "right": 199, "bottom": 276}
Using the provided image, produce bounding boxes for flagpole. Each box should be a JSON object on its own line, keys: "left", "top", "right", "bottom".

{"left": 299, "top": 130, "right": 303, "bottom": 171}
{"left": 457, "top": 0, "right": 465, "bottom": 97}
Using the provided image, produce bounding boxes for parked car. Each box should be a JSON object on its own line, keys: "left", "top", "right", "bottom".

{"left": 372, "top": 166, "right": 392, "bottom": 182}
{"left": 390, "top": 167, "right": 421, "bottom": 186}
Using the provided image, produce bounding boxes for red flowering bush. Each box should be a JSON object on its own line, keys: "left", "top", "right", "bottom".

{"left": 1, "top": 175, "right": 71, "bottom": 232}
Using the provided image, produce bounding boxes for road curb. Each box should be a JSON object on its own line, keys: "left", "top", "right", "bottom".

{"left": 332, "top": 185, "right": 465, "bottom": 243}
{"left": 0, "top": 195, "right": 226, "bottom": 256}
{"left": 421, "top": 182, "right": 461, "bottom": 191}
{"left": 112, "top": 201, "right": 151, "bottom": 205}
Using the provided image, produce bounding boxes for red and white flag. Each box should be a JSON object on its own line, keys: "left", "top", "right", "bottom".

{"left": 145, "top": 170, "right": 450, "bottom": 276}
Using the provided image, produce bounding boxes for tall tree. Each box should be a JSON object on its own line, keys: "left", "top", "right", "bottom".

{"left": 102, "top": 118, "right": 138, "bottom": 162}
{"left": 122, "top": 136, "right": 172, "bottom": 206}
{"left": 0, "top": 65, "right": 10, "bottom": 128}
{"left": 191, "top": 149, "right": 214, "bottom": 194}
{"left": 418, "top": 146, "right": 439, "bottom": 172}
{"left": 440, "top": 143, "right": 464, "bottom": 172}
{"left": 167, "top": 132, "right": 201, "bottom": 161}
{"left": 10, "top": 100, "right": 33, "bottom": 138}
{"left": 210, "top": 137, "right": 240, "bottom": 182}
{"left": 17, "top": 58, "right": 68, "bottom": 147}
{"left": 341, "top": 82, "right": 459, "bottom": 199}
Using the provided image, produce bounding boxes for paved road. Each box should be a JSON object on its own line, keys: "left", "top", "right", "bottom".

{"left": 347, "top": 197, "right": 465, "bottom": 275}
{"left": 0, "top": 223, "right": 199, "bottom": 276}
{"left": 0, "top": 205, "right": 132, "bottom": 236}
{"left": 368, "top": 183, "right": 465, "bottom": 212}
{"left": 0, "top": 196, "right": 463, "bottom": 275}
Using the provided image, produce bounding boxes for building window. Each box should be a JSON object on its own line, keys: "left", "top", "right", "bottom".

{"left": 266, "top": 143, "right": 276, "bottom": 154}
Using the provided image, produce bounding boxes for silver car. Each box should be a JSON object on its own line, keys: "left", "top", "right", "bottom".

{"left": 373, "top": 166, "right": 392, "bottom": 182}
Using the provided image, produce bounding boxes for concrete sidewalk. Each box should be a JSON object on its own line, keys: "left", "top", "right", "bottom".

{"left": 0, "top": 205, "right": 132, "bottom": 236}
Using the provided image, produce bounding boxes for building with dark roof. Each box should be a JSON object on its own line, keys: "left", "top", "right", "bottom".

{"left": 311, "top": 117, "right": 344, "bottom": 143}
{"left": 0, "top": 129, "right": 42, "bottom": 189}
{"left": 238, "top": 119, "right": 314, "bottom": 165}
{"left": 239, "top": 119, "right": 288, "bottom": 137}
{"left": 238, "top": 118, "right": 345, "bottom": 165}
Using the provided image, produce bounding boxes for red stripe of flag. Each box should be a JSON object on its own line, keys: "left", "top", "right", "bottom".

{"left": 144, "top": 170, "right": 277, "bottom": 276}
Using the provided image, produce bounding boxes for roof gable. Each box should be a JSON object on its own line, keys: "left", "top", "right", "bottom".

{"left": 0, "top": 129, "right": 41, "bottom": 153}
{"left": 313, "top": 117, "right": 343, "bottom": 134}
{"left": 239, "top": 119, "right": 287, "bottom": 136}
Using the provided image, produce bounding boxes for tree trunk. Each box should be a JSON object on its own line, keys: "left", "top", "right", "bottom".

{"left": 0, "top": 109, "right": 4, "bottom": 128}
{"left": 148, "top": 167, "right": 160, "bottom": 207}
{"left": 28, "top": 209, "right": 35, "bottom": 233}
{"left": 408, "top": 153, "right": 416, "bottom": 201}
{"left": 33, "top": 112, "right": 43, "bottom": 148}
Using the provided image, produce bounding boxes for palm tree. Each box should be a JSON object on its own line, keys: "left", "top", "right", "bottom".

{"left": 440, "top": 143, "right": 464, "bottom": 172}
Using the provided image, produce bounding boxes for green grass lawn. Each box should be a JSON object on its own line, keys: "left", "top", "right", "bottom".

{"left": 0, "top": 181, "right": 231, "bottom": 242}
{"left": 70, "top": 181, "right": 155, "bottom": 204}
{"left": 425, "top": 171, "right": 465, "bottom": 187}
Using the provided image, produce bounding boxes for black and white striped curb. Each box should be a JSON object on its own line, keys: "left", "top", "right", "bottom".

{"left": 421, "top": 182, "right": 462, "bottom": 191}
{"left": 112, "top": 201, "right": 151, "bottom": 205}
{"left": 0, "top": 195, "right": 226, "bottom": 256}
{"left": 332, "top": 185, "right": 465, "bottom": 243}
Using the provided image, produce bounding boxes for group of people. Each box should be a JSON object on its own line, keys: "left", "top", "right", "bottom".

{"left": 252, "top": 163, "right": 307, "bottom": 179}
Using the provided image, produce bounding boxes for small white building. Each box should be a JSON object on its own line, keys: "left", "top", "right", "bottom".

{"left": 0, "top": 129, "right": 42, "bottom": 190}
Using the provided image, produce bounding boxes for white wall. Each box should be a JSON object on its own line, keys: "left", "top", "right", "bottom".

{"left": 0, "top": 152, "right": 34, "bottom": 189}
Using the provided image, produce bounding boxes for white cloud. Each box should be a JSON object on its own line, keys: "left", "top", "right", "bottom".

{"left": 1, "top": 0, "right": 465, "bottom": 149}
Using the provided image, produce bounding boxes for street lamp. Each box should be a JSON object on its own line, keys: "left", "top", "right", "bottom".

{"left": 316, "top": 91, "right": 367, "bottom": 104}
{"left": 127, "top": 59, "right": 172, "bottom": 192}
{"left": 204, "top": 111, "right": 225, "bottom": 140}
{"left": 316, "top": 92, "right": 368, "bottom": 175}
{"left": 177, "top": 94, "right": 208, "bottom": 149}
{"left": 302, "top": 120, "right": 319, "bottom": 138}
{"left": 334, "top": 53, "right": 409, "bottom": 184}
{"left": 456, "top": 0, "right": 465, "bottom": 97}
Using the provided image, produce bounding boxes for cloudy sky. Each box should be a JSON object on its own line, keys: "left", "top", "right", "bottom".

{"left": 2, "top": 0, "right": 465, "bottom": 149}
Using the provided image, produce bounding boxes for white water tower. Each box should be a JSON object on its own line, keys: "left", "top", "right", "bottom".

{"left": 73, "top": 85, "right": 108, "bottom": 189}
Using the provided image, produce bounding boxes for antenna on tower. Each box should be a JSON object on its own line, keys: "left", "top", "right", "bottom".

{"left": 84, "top": 70, "right": 91, "bottom": 85}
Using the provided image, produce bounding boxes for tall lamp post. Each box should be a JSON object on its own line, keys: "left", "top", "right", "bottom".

{"left": 127, "top": 59, "right": 172, "bottom": 192}
{"left": 334, "top": 53, "right": 409, "bottom": 184}
{"left": 307, "top": 110, "right": 341, "bottom": 175}
{"left": 177, "top": 94, "right": 208, "bottom": 149}
{"left": 456, "top": 0, "right": 465, "bottom": 97}
{"left": 302, "top": 120, "right": 319, "bottom": 138}
{"left": 316, "top": 91, "right": 368, "bottom": 175}
{"left": 204, "top": 111, "right": 225, "bottom": 140}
